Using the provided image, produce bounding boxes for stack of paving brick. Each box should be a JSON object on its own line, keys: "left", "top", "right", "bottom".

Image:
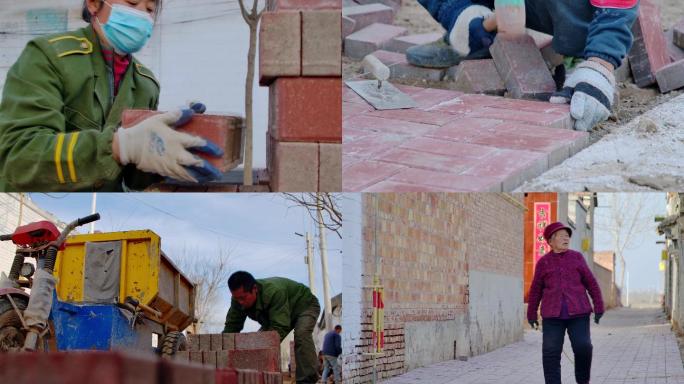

{"left": 623, "top": 0, "right": 684, "bottom": 93}
{"left": 0, "top": 350, "right": 217, "bottom": 384}
{"left": 260, "top": 0, "right": 342, "bottom": 192}
{"left": 177, "top": 331, "right": 283, "bottom": 384}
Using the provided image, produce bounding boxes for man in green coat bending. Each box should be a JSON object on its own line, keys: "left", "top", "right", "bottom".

{"left": 0, "top": 0, "right": 222, "bottom": 191}
{"left": 223, "top": 271, "right": 321, "bottom": 384}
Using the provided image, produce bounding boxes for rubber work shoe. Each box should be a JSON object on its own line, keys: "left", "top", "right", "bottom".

{"left": 406, "top": 37, "right": 492, "bottom": 69}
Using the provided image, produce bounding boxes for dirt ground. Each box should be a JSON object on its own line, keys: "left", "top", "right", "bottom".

{"left": 343, "top": 0, "right": 684, "bottom": 144}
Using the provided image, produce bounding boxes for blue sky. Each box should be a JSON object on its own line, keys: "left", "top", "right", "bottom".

{"left": 594, "top": 193, "right": 667, "bottom": 296}
{"left": 28, "top": 193, "right": 342, "bottom": 332}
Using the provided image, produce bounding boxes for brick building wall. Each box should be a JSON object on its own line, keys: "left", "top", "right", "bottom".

{"left": 342, "top": 193, "right": 525, "bottom": 383}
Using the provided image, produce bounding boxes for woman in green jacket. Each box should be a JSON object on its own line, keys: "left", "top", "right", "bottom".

{"left": 0, "top": 0, "right": 222, "bottom": 191}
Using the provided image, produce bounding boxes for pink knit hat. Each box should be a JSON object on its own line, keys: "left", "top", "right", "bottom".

{"left": 543, "top": 222, "right": 572, "bottom": 242}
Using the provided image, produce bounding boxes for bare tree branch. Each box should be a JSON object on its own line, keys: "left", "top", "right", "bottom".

{"left": 282, "top": 193, "right": 343, "bottom": 238}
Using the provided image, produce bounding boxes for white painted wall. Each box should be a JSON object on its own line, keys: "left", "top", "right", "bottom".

{"left": 0, "top": 0, "right": 268, "bottom": 167}
{"left": 340, "top": 193, "right": 363, "bottom": 378}
{"left": 467, "top": 270, "right": 524, "bottom": 355}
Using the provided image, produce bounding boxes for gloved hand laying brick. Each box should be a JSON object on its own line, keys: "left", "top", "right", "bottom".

{"left": 115, "top": 108, "right": 223, "bottom": 183}
{"left": 549, "top": 60, "right": 616, "bottom": 132}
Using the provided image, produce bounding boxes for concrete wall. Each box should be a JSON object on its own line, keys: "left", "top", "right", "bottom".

{"left": 341, "top": 193, "right": 365, "bottom": 381}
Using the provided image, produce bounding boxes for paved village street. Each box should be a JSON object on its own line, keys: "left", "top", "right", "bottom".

{"left": 382, "top": 308, "right": 684, "bottom": 384}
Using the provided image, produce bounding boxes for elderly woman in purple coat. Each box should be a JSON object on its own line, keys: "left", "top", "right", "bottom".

{"left": 527, "top": 222, "right": 604, "bottom": 384}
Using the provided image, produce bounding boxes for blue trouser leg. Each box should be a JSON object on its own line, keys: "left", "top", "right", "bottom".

{"left": 567, "top": 316, "right": 593, "bottom": 384}
{"left": 542, "top": 318, "right": 566, "bottom": 384}
{"left": 524, "top": 0, "right": 595, "bottom": 59}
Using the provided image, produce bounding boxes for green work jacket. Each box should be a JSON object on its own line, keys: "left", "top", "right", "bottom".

{"left": 0, "top": 25, "right": 160, "bottom": 191}
{"left": 223, "top": 277, "right": 318, "bottom": 341}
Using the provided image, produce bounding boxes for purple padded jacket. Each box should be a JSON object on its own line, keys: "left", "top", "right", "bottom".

{"left": 527, "top": 249, "right": 604, "bottom": 321}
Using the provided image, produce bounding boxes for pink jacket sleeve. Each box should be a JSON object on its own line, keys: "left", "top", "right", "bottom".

{"left": 527, "top": 259, "right": 544, "bottom": 321}
{"left": 578, "top": 253, "right": 605, "bottom": 314}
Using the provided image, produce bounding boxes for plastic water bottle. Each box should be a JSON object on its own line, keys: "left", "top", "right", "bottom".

{"left": 495, "top": 0, "right": 526, "bottom": 39}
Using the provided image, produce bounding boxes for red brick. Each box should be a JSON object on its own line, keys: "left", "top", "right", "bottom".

{"left": 269, "top": 140, "right": 319, "bottom": 191}
{"left": 628, "top": 0, "right": 671, "bottom": 87}
{"left": 656, "top": 59, "right": 684, "bottom": 93}
{"left": 376, "top": 148, "right": 475, "bottom": 174}
{"left": 216, "top": 369, "right": 238, "bottom": 384}
{"left": 665, "top": 29, "right": 684, "bottom": 62}
{"left": 217, "top": 350, "right": 230, "bottom": 369}
{"left": 344, "top": 115, "right": 438, "bottom": 136}
{"left": 174, "top": 351, "right": 190, "bottom": 362}
{"left": 449, "top": 59, "right": 506, "bottom": 96}
{"left": 302, "top": 10, "right": 342, "bottom": 76}
{"left": 425, "top": 117, "right": 502, "bottom": 142}
{"left": 369, "top": 49, "right": 405, "bottom": 66}
{"left": 268, "top": 0, "right": 340, "bottom": 10}
{"left": 461, "top": 148, "right": 548, "bottom": 191}
{"left": 369, "top": 49, "right": 445, "bottom": 81}
{"left": 121, "top": 110, "right": 244, "bottom": 173}
{"left": 161, "top": 359, "right": 216, "bottom": 384}
{"left": 344, "top": 132, "right": 411, "bottom": 159}
{"left": 203, "top": 351, "right": 217, "bottom": 368}
{"left": 342, "top": 4, "right": 394, "bottom": 33}
{"left": 385, "top": 32, "right": 443, "bottom": 53}
{"left": 468, "top": 128, "right": 568, "bottom": 154}
{"left": 387, "top": 168, "right": 503, "bottom": 192}
{"left": 343, "top": 15, "right": 356, "bottom": 38}
{"left": 211, "top": 333, "right": 223, "bottom": 351}
{"left": 400, "top": 137, "right": 498, "bottom": 159}
{"left": 672, "top": 18, "right": 684, "bottom": 49}
{"left": 365, "top": 108, "right": 453, "bottom": 126}
{"left": 228, "top": 349, "right": 280, "bottom": 372}
{"left": 487, "top": 98, "right": 570, "bottom": 114}
{"left": 490, "top": 35, "right": 556, "bottom": 100}
{"left": 259, "top": 11, "right": 301, "bottom": 86}
{"left": 237, "top": 369, "right": 264, "bottom": 384}
{"left": 342, "top": 102, "right": 373, "bottom": 118}
{"left": 342, "top": 159, "right": 405, "bottom": 191}
{"left": 270, "top": 77, "right": 341, "bottom": 142}
{"left": 235, "top": 331, "right": 281, "bottom": 350}
{"left": 187, "top": 334, "right": 200, "bottom": 351}
{"left": 0, "top": 351, "right": 159, "bottom": 384}
{"left": 354, "top": 0, "right": 401, "bottom": 12}
{"left": 223, "top": 333, "right": 237, "bottom": 350}
{"left": 410, "top": 87, "right": 464, "bottom": 110}
{"left": 198, "top": 334, "right": 213, "bottom": 351}
{"left": 344, "top": 23, "right": 407, "bottom": 59}
{"left": 320, "top": 143, "right": 342, "bottom": 191}
{"left": 465, "top": 107, "right": 571, "bottom": 129}
{"left": 263, "top": 372, "right": 283, "bottom": 384}
{"left": 363, "top": 180, "right": 456, "bottom": 192}
{"left": 191, "top": 351, "right": 204, "bottom": 364}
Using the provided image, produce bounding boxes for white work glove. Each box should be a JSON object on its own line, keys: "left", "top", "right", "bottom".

{"left": 549, "top": 60, "right": 615, "bottom": 132}
{"left": 116, "top": 109, "right": 207, "bottom": 182}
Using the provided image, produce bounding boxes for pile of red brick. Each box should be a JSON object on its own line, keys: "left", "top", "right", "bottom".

{"left": 631, "top": 0, "right": 684, "bottom": 93}
{"left": 176, "top": 331, "right": 283, "bottom": 384}
{"left": 260, "top": 0, "right": 342, "bottom": 192}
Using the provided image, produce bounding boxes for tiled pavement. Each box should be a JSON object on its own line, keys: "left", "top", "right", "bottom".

{"left": 343, "top": 84, "right": 590, "bottom": 192}
{"left": 381, "top": 308, "right": 684, "bottom": 384}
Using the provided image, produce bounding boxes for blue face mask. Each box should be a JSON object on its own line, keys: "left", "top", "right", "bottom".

{"left": 97, "top": 2, "right": 154, "bottom": 55}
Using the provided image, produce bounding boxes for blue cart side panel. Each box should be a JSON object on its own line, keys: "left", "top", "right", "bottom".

{"left": 50, "top": 298, "right": 147, "bottom": 351}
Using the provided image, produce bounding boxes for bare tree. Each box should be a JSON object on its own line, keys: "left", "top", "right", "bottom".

{"left": 597, "top": 193, "right": 658, "bottom": 296}
{"left": 282, "top": 193, "right": 343, "bottom": 237}
{"left": 238, "top": 0, "right": 264, "bottom": 186}
{"left": 176, "top": 244, "right": 233, "bottom": 333}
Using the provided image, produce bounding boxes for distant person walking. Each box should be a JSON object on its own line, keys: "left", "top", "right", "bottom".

{"left": 321, "top": 325, "right": 342, "bottom": 383}
{"left": 527, "top": 222, "right": 604, "bottom": 384}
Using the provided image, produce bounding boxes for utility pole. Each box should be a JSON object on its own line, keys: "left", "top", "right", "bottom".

{"left": 90, "top": 193, "right": 97, "bottom": 234}
{"left": 306, "top": 232, "right": 316, "bottom": 296}
{"left": 626, "top": 269, "right": 630, "bottom": 307}
{"left": 318, "top": 196, "right": 332, "bottom": 332}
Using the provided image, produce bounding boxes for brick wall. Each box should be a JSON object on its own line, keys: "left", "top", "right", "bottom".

{"left": 343, "top": 193, "right": 525, "bottom": 383}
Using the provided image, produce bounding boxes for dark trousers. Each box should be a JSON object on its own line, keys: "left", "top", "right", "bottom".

{"left": 542, "top": 316, "right": 592, "bottom": 384}
{"left": 294, "top": 298, "right": 321, "bottom": 384}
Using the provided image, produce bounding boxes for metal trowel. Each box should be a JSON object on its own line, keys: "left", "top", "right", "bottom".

{"left": 345, "top": 54, "right": 416, "bottom": 110}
